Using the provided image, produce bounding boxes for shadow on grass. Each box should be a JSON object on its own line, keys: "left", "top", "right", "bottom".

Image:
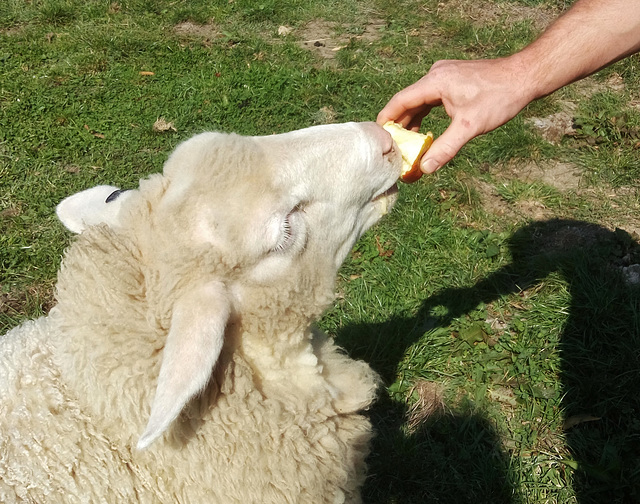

{"left": 337, "top": 219, "right": 640, "bottom": 503}
{"left": 363, "top": 395, "right": 519, "bottom": 503}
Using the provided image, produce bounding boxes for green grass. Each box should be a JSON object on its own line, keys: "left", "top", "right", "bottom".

{"left": 2, "top": 0, "right": 640, "bottom": 502}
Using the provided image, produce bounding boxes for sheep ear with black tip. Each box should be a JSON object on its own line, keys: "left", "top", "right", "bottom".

{"left": 56, "top": 185, "right": 132, "bottom": 233}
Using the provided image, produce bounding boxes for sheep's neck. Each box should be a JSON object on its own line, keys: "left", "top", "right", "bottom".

{"left": 230, "top": 275, "right": 336, "bottom": 398}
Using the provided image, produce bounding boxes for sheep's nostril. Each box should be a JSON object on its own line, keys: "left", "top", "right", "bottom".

{"left": 377, "top": 126, "right": 394, "bottom": 155}
{"left": 360, "top": 122, "right": 393, "bottom": 156}
{"left": 361, "top": 121, "right": 394, "bottom": 155}
{"left": 381, "top": 135, "right": 394, "bottom": 155}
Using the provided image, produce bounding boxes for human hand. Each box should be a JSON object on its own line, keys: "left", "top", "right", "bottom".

{"left": 377, "top": 57, "right": 532, "bottom": 173}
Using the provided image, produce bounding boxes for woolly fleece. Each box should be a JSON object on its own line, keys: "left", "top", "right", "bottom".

{"left": 0, "top": 122, "right": 401, "bottom": 503}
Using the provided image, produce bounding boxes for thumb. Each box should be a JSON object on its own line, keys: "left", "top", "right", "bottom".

{"left": 420, "top": 121, "right": 477, "bottom": 173}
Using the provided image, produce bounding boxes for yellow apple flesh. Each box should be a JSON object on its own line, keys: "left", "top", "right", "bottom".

{"left": 383, "top": 121, "right": 434, "bottom": 183}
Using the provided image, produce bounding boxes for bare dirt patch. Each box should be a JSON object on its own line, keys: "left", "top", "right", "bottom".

{"left": 173, "top": 21, "right": 223, "bottom": 44}
{"left": 0, "top": 206, "right": 22, "bottom": 219}
{"left": 295, "top": 19, "right": 386, "bottom": 62}
{"left": 498, "top": 159, "right": 584, "bottom": 192}
{"left": 470, "top": 159, "right": 584, "bottom": 222}
{"left": 527, "top": 73, "right": 628, "bottom": 146}
{"left": 526, "top": 107, "right": 575, "bottom": 145}
{"left": 473, "top": 178, "right": 551, "bottom": 221}
{"left": 474, "top": 158, "right": 640, "bottom": 244}
{"left": 531, "top": 220, "right": 612, "bottom": 254}
{"left": 1, "top": 25, "right": 26, "bottom": 37}
{"left": 570, "top": 73, "right": 626, "bottom": 99}
{"left": 310, "top": 106, "right": 337, "bottom": 125}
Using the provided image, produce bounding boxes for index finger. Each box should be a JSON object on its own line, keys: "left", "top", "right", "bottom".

{"left": 376, "top": 80, "right": 444, "bottom": 128}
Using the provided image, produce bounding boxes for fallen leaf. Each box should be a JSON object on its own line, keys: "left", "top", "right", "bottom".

{"left": 485, "top": 243, "right": 500, "bottom": 258}
{"left": 488, "top": 387, "right": 517, "bottom": 406}
{"left": 375, "top": 235, "right": 394, "bottom": 258}
{"left": 458, "top": 323, "right": 486, "bottom": 345}
{"left": 83, "top": 124, "right": 105, "bottom": 138}
{"left": 139, "top": 71, "right": 155, "bottom": 76}
{"left": 277, "top": 25, "right": 292, "bottom": 36}
{"left": 153, "top": 117, "right": 177, "bottom": 133}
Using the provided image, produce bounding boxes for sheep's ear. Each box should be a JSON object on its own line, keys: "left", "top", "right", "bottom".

{"left": 56, "top": 185, "right": 131, "bottom": 233}
{"left": 137, "top": 281, "right": 231, "bottom": 450}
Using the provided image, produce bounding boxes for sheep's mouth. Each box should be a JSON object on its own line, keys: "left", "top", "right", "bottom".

{"left": 372, "top": 183, "right": 398, "bottom": 203}
{"left": 371, "top": 183, "right": 399, "bottom": 215}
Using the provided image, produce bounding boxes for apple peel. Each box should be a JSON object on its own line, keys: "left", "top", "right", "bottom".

{"left": 383, "top": 121, "right": 434, "bottom": 183}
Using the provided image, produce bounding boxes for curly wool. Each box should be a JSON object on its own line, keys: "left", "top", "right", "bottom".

{"left": 0, "top": 224, "right": 376, "bottom": 504}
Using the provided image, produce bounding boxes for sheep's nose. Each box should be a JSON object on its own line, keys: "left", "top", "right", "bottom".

{"left": 361, "top": 121, "right": 394, "bottom": 155}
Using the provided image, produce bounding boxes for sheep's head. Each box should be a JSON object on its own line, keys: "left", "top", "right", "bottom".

{"left": 154, "top": 122, "right": 400, "bottom": 281}
{"left": 56, "top": 121, "right": 401, "bottom": 449}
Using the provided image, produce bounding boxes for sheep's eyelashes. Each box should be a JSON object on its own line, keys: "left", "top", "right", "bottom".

{"left": 271, "top": 204, "right": 305, "bottom": 253}
{"left": 272, "top": 212, "right": 295, "bottom": 252}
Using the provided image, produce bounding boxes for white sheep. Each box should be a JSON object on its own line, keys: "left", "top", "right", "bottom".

{"left": 0, "top": 122, "right": 402, "bottom": 503}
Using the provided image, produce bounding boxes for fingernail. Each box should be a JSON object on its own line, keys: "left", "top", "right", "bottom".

{"left": 421, "top": 158, "right": 440, "bottom": 174}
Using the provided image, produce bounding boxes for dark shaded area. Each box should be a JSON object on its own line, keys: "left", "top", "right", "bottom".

{"left": 338, "top": 219, "right": 640, "bottom": 503}
{"left": 363, "top": 395, "right": 519, "bottom": 504}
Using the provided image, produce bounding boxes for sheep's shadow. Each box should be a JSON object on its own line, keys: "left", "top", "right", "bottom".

{"left": 336, "top": 218, "right": 640, "bottom": 504}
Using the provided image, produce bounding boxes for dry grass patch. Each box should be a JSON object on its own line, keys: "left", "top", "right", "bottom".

{"left": 1, "top": 26, "right": 25, "bottom": 36}
{"left": 436, "top": 0, "right": 562, "bottom": 31}
{"left": 407, "top": 379, "right": 448, "bottom": 432}
{"left": 0, "top": 283, "right": 56, "bottom": 318}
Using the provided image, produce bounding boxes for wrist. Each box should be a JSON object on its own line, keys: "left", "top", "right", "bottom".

{"left": 498, "top": 54, "right": 541, "bottom": 113}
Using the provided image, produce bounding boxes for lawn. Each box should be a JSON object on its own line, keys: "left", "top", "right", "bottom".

{"left": 2, "top": 0, "right": 640, "bottom": 502}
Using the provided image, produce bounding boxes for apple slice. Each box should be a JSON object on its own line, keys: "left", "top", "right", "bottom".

{"left": 383, "top": 121, "right": 434, "bottom": 183}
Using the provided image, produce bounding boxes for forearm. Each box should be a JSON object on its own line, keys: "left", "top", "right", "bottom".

{"left": 377, "top": 0, "right": 640, "bottom": 172}
{"left": 513, "top": 0, "right": 640, "bottom": 102}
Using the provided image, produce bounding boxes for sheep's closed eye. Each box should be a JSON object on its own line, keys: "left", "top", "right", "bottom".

{"left": 270, "top": 204, "right": 306, "bottom": 254}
